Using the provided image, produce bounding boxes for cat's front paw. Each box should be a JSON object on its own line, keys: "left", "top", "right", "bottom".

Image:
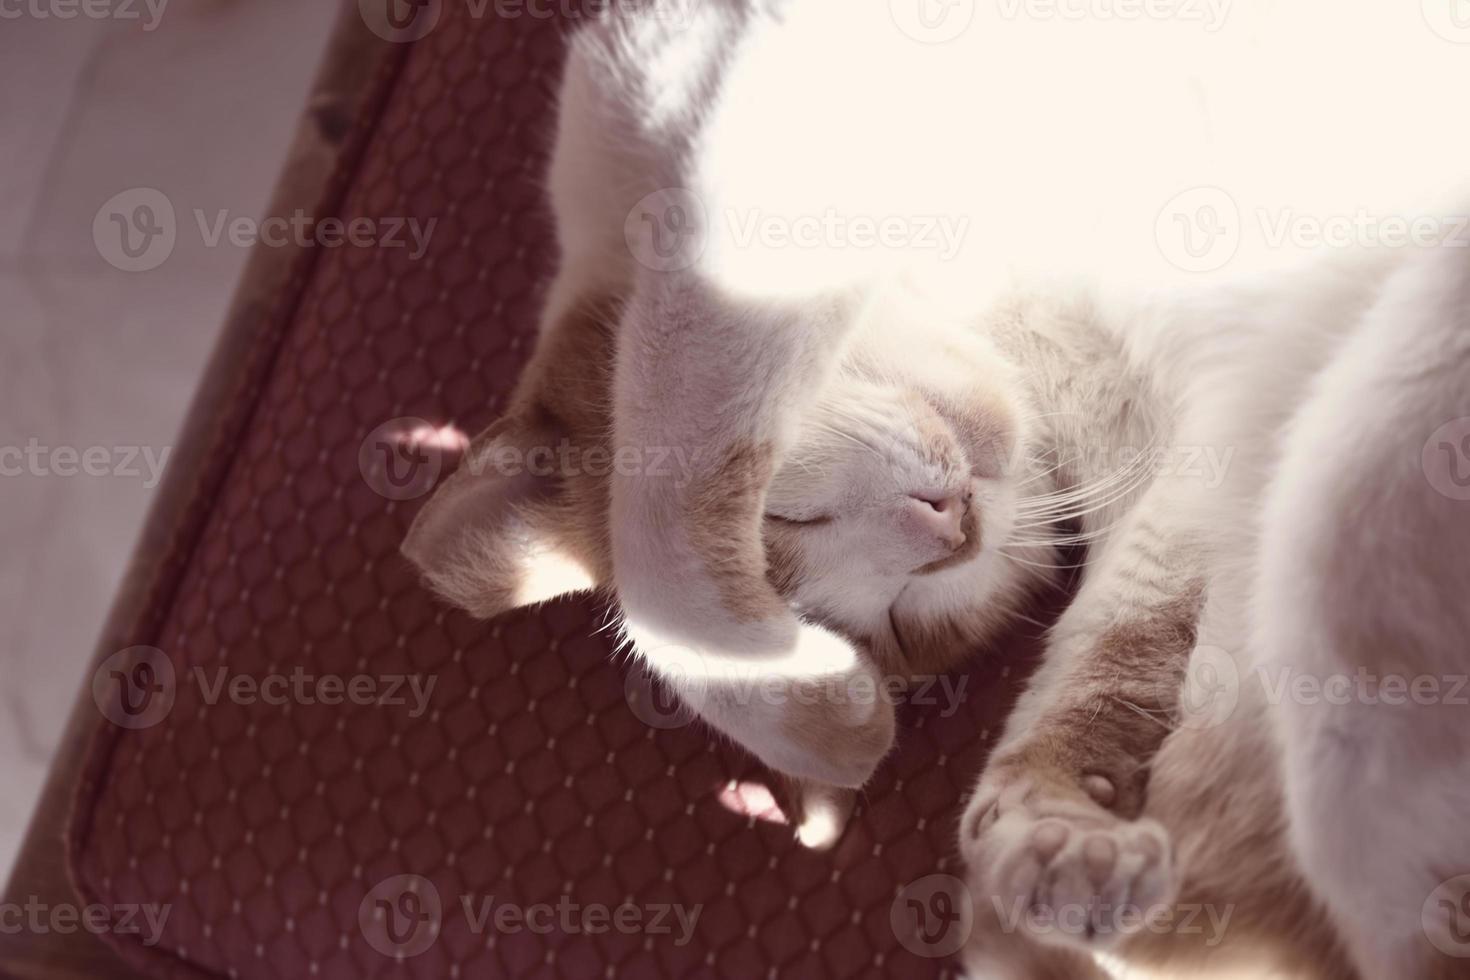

{"left": 960, "top": 764, "right": 1176, "bottom": 952}
{"left": 752, "top": 646, "right": 897, "bottom": 790}
{"left": 667, "top": 622, "right": 897, "bottom": 792}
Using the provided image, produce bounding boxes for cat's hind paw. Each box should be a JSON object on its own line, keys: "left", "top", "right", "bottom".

{"left": 777, "top": 776, "right": 857, "bottom": 851}
{"left": 961, "top": 769, "right": 1177, "bottom": 952}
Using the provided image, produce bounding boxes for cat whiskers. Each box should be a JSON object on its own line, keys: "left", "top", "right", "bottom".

{"left": 995, "top": 550, "right": 1093, "bottom": 572}
{"left": 1013, "top": 450, "right": 1151, "bottom": 515}
{"left": 1004, "top": 525, "right": 1118, "bottom": 549}
{"left": 999, "top": 445, "right": 1162, "bottom": 571}
{"left": 1012, "top": 443, "right": 1159, "bottom": 529}
{"left": 1007, "top": 450, "right": 1079, "bottom": 493}
{"left": 1108, "top": 695, "right": 1176, "bottom": 731}
{"left": 1013, "top": 409, "right": 1084, "bottom": 426}
{"left": 805, "top": 418, "right": 887, "bottom": 464}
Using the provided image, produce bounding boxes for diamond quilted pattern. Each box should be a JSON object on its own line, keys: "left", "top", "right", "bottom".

{"left": 69, "top": 6, "right": 1042, "bottom": 978}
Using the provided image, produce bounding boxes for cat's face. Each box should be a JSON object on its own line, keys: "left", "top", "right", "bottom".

{"left": 759, "top": 307, "right": 1048, "bottom": 676}
{"left": 404, "top": 286, "right": 1052, "bottom": 679}
{"left": 764, "top": 382, "right": 979, "bottom": 581}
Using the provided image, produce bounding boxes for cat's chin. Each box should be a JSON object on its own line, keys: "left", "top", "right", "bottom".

{"left": 865, "top": 538, "right": 1049, "bottom": 675}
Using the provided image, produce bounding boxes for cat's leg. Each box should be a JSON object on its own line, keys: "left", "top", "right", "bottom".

{"left": 959, "top": 483, "right": 1205, "bottom": 957}
{"left": 963, "top": 911, "right": 1113, "bottom": 980}
{"left": 1109, "top": 578, "right": 1359, "bottom": 978}
{"left": 1117, "top": 720, "right": 1360, "bottom": 978}
{"left": 409, "top": 14, "right": 894, "bottom": 795}
{"left": 609, "top": 270, "right": 897, "bottom": 790}
{"left": 1255, "top": 245, "right": 1470, "bottom": 979}
{"left": 401, "top": 267, "right": 895, "bottom": 808}
{"left": 400, "top": 42, "right": 641, "bottom": 619}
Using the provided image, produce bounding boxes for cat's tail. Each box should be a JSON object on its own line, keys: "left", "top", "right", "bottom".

{"left": 1254, "top": 242, "right": 1470, "bottom": 978}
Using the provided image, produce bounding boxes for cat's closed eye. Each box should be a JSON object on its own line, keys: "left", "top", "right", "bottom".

{"left": 764, "top": 513, "right": 834, "bottom": 528}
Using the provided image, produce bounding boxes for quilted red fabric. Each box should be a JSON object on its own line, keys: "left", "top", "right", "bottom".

{"left": 69, "top": 7, "right": 1038, "bottom": 978}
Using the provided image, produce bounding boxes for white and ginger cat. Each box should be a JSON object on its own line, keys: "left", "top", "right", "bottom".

{"left": 403, "top": 2, "right": 1470, "bottom": 977}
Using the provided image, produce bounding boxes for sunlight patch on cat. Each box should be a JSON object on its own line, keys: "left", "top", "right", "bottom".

{"left": 510, "top": 541, "right": 597, "bottom": 609}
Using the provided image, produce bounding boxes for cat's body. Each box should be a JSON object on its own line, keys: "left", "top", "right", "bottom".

{"left": 957, "top": 245, "right": 1470, "bottom": 979}
{"left": 404, "top": 3, "right": 1470, "bottom": 975}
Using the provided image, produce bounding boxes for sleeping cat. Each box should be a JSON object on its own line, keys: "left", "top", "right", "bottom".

{"left": 402, "top": 1, "right": 1470, "bottom": 976}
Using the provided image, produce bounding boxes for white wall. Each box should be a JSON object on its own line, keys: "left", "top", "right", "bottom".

{"left": 0, "top": 0, "right": 340, "bottom": 878}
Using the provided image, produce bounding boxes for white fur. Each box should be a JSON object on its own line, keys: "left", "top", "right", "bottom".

{"left": 431, "top": 4, "right": 1470, "bottom": 970}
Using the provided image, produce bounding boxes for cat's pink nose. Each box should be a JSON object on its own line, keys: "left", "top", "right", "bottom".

{"left": 907, "top": 491, "right": 968, "bottom": 550}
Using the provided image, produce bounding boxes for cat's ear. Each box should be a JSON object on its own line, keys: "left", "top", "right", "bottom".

{"left": 402, "top": 294, "right": 621, "bottom": 619}
{"left": 400, "top": 409, "right": 605, "bottom": 619}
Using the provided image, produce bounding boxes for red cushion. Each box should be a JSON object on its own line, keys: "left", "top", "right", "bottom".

{"left": 68, "top": 7, "right": 1034, "bottom": 977}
